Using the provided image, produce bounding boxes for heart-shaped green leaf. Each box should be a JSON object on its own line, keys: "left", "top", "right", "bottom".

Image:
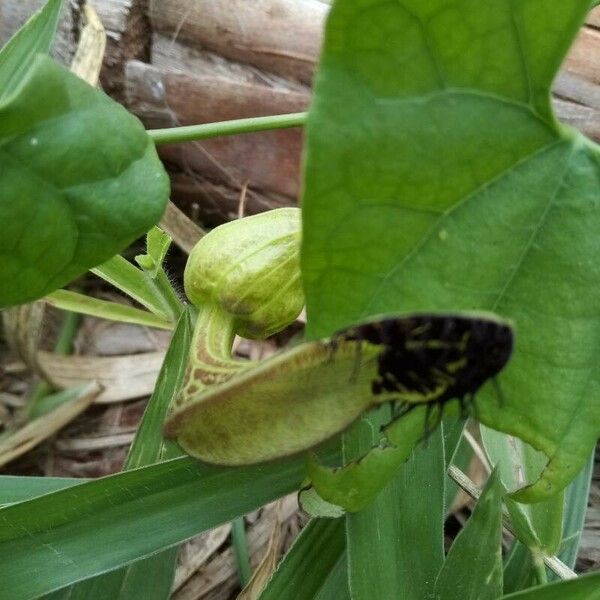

{"left": 301, "top": 0, "right": 600, "bottom": 502}
{"left": 0, "top": 55, "right": 169, "bottom": 307}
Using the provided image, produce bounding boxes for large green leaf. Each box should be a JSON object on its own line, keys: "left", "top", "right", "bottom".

{"left": 0, "top": 0, "right": 62, "bottom": 102}
{"left": 433, "top": 469, "right": 504, "bottom": 600}
{"left": 0, "top": 55, "right": 169, "bottom": 307}
{"left": 0, "top": 442, "right": 340, "bottom": 600}
{"left": 301, "top": 0, "right": 600, "bottom": 502}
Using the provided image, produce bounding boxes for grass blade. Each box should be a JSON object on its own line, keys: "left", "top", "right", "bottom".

{"left": 0, "top": 476, "right": 85, "bottom": 505}
{"left": 345, "top": 411, "right": 445, "bottom": 600}
{"left": 259, "top": 519, "right": 346, "bottom": 600}
{"left": 501, "top": 572, "right": 600, "bottom": 599}
{"left": 0, "top": 444, "right": 340, "bottom": 599}
{"left": 44, "top": 289, "right": 173, "bottom": 330}
{"left": 433, "top": 469, "right": 504, "bottom": 600}
{"left": 46, "top": 308, "right": 193, "bottom": 599}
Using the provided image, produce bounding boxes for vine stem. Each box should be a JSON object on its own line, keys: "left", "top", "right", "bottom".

{"left": 232, "top": 517, "right": 252, "bottom": 588}
{"left": 447, "top": 465, "right": 577, "bottom": 581}
{"left": 148, "top": 112, "right": 308, "bottom": 145}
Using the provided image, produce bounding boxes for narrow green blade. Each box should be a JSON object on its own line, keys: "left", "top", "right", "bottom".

{"left": 345, "top": 410, "right": 445, "bottom": 600}
{"left": 0, "top": 444, "right": 340, "bottom": 599}
{"left": 46, "top": 308, "right": 194, "bottom": 599}
{"left": 259, "top": 519, "right": 346, "bottom": 600}
{"left": 501, "top": 572, "right": 600, "bottom": 599}
{"left": 0, "top": 0, "right": 63, "bottom": 102}
{"left": 0, "top": 476, "right": 85, "bottom": 505}
{"left": 557, "top": 452, "right": 594, "bottom": 570}
{"left": 433, "top": 469, "right": 504, "bottom": 600}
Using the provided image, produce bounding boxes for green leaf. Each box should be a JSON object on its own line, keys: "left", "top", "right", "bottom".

{"left": 481, "top": 426, "right": 563, "bottom": 554}
{"left": 0, "top": 444, "right": 341, "bottom": 599}
{"left": 0, "top": 0, "right": 62, "bottom": 102}
{"left": 44, "top": 289, "right": 173, "bottom": 330}
{"left": 313, "top": 555, "right": 350, "bottom": 600}
{"left": 48, "top": 309, "right": 194, "bottom": 599}
{"left": 135, "top": 226, "right": 171, "bottom": 277}
{"left": 305, "top": 405, "right": 429, "bottom": 512}
{"left": 259, "top": 519, "right": 347, "bottom": 600}
{"left": 134, "top": 227, "right": 184, "bottom": 319}
{"left": 433, "top": 469, "right": 504, "bottom": 600}
{"left": 503, "top": 543, "right": 539, "bottom": 595}
{"left": 556, "top": 452, "right": 594, "bottom": 569}
{"left": 501, "top": 572, "right": 600, "bottom": 599}
{"left": 92, "top": 255, "right": 173, "bottom": 319}
{"left": 444, "top": 418, "right": 472, "bottom": 514}
{"left": 0, "top": 476, "right": 84, "bottom": 505}
{"left": 345, "top": 408, "right": 445, "bottom": 600}
{"left": 0, "top": 54, "right": 169, "bottom": 307}
{"left": 126, "top": 308, "right": 193, "bottom": 467}
{"left": 301, "top": 0, "right": 599, "bottom": 502}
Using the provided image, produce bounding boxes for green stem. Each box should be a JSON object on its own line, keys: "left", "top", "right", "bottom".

{"left": 532, "top": 550, "right": 549, "bottom": 586}
{"left": 153, "top": 267, "right": 184, "bottom": 321}
{"left": 26, "top": 311, "right": 80, "bottom": 417}
{"left": 232, "top": 516, "right": 252, "bottom": 588}
{"left": 148, "top": 112, "right": 308, "bottom": 145}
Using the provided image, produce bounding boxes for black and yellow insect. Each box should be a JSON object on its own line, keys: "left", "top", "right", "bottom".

{"left": 165, "top": 313, "right": 514, "bottom": 466}
{"left": 337, "top": 313, "right": 513, "bottom": 421}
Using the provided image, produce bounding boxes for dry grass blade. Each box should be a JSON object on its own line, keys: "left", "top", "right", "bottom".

{"left": 173, "top": 525, "right": 232, "bottom": 593}
{"left": 70, "top": 3, "right": 106, "bottom": 86}
{"left": 174, "top": 496, "right": 298, "bottom": 600}
{"left": 160, "top": 200, "right": 206, "bottom": 254}
{"left": 54, "top": 431, "right": 135, "bottom": 451}
{"left": 1, "top": 303, "right": 45, "bottom": 375}
{"left": 0, "top": 381, "right": 102, "bottom": 468}
{"left": 237, "top": 501, "right": 283, "bottom": 600}
{"left": 38, "top": 350, "right": 164, "bottom": 403}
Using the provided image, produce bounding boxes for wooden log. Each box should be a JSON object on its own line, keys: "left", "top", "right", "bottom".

{"left": 564, "top": 25, "right": 600, "bottom": 86}
{"left": 0, "top": 0, "right": 150, "bottom": 99}
{"left": 94, "top": 0, "right": 151, "bottom": 100}
{"left": 126, "top": 58, "right": 306, "bottom": 199}
{"left": 166, "top": 168, "right": 294, "bottom": 225}
{"left": 126, "top": 34, "right": 310, "bottom": 221}
{"left": 148, "top": 0, "right": 326, "bottom": 85}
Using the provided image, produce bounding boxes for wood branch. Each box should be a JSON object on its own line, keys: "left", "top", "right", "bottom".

{"left": 148, "top": 0, "right": 326, "bottom": 85}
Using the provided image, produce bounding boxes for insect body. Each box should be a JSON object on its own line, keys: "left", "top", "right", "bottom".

{"left": 337, "top": 314, "right": 513, "bottom": 411}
